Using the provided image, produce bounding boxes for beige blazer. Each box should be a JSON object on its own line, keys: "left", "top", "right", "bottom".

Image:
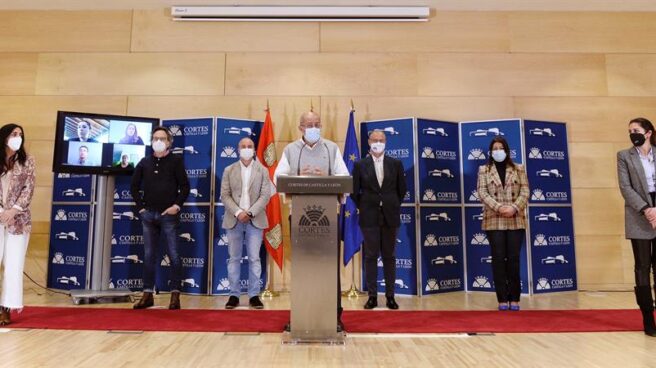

{"left": 220, "top": 159, "right": 271, "bottom": 230}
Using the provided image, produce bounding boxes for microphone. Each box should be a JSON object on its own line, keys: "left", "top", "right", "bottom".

{"left": 296, "top": 142, "right": 307, "bottom": 175}
{"left": 323, "top": 143, "right": 332, "bottom": 176}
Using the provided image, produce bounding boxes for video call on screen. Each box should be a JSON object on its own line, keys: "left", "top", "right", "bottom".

{"left": 61, "top": 116, "right": 152, "bottom": 169}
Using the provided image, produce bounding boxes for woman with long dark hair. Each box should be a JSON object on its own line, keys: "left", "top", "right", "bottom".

{"left": 617, "top": 117, "right": 656, "bottom": 336}
{"left": 119, "top": 123, "right": 144, "bottom": 145}
{"left": 0, "top": 123, "right": 35, "bottom": 325}
{"left": 476, "top": 136, "right": 529, "bottom": 311}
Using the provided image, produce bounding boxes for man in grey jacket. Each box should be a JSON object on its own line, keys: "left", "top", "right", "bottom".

{"left": 221, "top": 137, "right": 271, "bottom": 309}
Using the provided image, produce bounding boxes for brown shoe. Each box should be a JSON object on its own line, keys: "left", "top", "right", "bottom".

{"left": 133, "top": 292, "right": 154, "bottom": 309}
{"left": 0, "top": 307, "right": 10, "bottom": 326}
{"left": 168, "top": 291, "right": 181, "bottom": 310}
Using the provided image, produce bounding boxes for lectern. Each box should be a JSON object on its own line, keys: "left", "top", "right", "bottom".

{"left": 277, "top": 175, "right": 353, "bottom": 344}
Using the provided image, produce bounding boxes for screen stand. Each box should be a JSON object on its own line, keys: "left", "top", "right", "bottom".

{"left": 70, "top": 175, "right": 134, "bottom": 305}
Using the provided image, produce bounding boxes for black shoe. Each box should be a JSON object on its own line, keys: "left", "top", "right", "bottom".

{"left": 283, "top": 322, "right": 291, "bottom": 332}
{"left": 337, "top": 320, "right": 345, "bottom": 333}
{"left": 364, "top": 296, "right": 377, "bottom": 310}
{"left": 386, "top": 296, "right": 399, "bottom": 310}
{"left": 225, "top": 296, "right": 239, "bottom": 309}
{"left": 249, "top": 296, "right": 264, "bottom": 309}
{"left": 133, "top": 292, "right": 154, "bottom": 309}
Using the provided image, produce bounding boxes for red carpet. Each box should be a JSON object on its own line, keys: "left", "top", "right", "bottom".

{"left": 7, "top": 307, "right": 643, "bottom": 333}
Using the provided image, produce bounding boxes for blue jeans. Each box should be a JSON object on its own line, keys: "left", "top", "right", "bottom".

{"left": 226, "top": 222, "right": 263, "bottom": 298}
{"left": 141, "top": 210, "right": 182, "bottom": 293}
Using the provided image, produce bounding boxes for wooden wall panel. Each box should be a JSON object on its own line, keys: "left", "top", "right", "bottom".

{"left": 131, "top": 9, "right": 319, "bottom": 52}
{"left": 575, "top": 235, "right": 625, "bottom": 286}
{"left": 418, "top": 53, "right": 608, "bottom": 96}
{"left": 321, "top": 12, "right": 509, "bottom": 53}
{"left": 0, "top": 53, "right": 38, "bottom": 95}
{"left": 569, "top": 143, "right": 617, "bottom": 189}
{"left": 0, "top": 11, "right": 131, "bottom": 52}
{"left": 572, "top": 189, "right": 624, "bottom": 236}
{"left": 225, "top": 53, "right": 418, "bottom": 96}
{"left": 509, "top": 12, "right": 656, "bottom": 53}
{"left": 607, "top": 54, "right": 656, "bottom": 96}
{"left": 35, "top": 53, "right": 225, "bottom": 96}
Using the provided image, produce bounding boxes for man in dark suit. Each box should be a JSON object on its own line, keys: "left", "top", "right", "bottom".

{"left": 351, "top": 129, "right": 407, "bottom": 309}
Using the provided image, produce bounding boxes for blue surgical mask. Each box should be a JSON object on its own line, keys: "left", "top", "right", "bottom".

{"left": 304, "top": 127, "right": 321, "bottom": 144}
{"left": 491, "top": 149, "right": 507, "bottom": 163}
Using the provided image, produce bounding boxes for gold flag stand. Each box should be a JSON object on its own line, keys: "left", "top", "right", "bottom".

{"left": 261, "top": 254, "right": 280, "bottom": 298}
{"left": 342, "top": 254, "right": 365, "bottom": 298}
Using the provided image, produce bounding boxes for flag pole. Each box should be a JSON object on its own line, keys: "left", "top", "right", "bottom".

{"left": 342, "top": 100, "right": 365, "bottom": 298}
{"left": 260, "top": 99, "right": 280, "bottom": 299}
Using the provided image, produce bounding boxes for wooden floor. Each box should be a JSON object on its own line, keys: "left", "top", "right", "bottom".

{"left": 1, "top": 289, "right": 655, "bottom": 367}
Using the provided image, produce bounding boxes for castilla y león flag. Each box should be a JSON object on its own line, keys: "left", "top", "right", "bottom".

{"left": 256, "top": 108, "right": 284, "bottom": 270}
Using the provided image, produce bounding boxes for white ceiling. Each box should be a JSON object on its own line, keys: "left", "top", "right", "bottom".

{"left": 1, "top": 0, "right": 655, "bottom": 11}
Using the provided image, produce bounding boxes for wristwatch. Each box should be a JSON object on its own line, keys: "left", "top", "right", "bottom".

{"left": 247, "top": 211, "right": 254, "bottom": 218}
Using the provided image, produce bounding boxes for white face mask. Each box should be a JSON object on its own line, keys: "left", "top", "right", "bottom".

{"left": 304, "top": 127, "right": 321, "bottom": 144}
{"left": 239, "top": 148, "right": 254, "bottom": 160}
{"left": 152, "top": 140, "right": 167, "bottom": 153}
{"left": 7, "top": 136, "right": 22, "bottom": 152}
{"left": 491, "top": 149, "right": 507, "bottom": 163}
{"left": 370, "top": 142, "right": 385, "bottom": 154}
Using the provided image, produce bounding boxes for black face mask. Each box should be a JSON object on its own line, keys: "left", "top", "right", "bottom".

{"left": 631, "top": 132, "right": 647, "bottom": 147}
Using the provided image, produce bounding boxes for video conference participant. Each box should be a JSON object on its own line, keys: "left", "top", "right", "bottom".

{"left": 351, "top": 129, "right": 406, "bottom": 310}
{"left": 0, "top": 124, "right": 35, "bottom": 326}
{"left": 617, "top": 117, "right": 656, "bottom": 337}
{"left": 274, "top": 111, "right": 349, "bottom": 332}
{"left": 69, "top": 120, "right": 98, "bottom": 142}
{"left": 476, "top": 136, "right": 529, "bottom": 312}
{"left": 114, "top": 152, "right": 134, "bottom": 169}
{"left": 119, "top": 123, "right": 145, "bottom": 145}
{"left": 131, "top": 127, "right": 189, "bottom": 310}
{"left": 220, "top": 137, "right": 271, "bottom": 310}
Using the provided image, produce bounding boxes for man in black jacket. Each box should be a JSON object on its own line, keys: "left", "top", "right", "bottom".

{"left": 351, "top": 130, "right": 407, "bottom": 309}
{"left": 130, "top": 127, "right": 190, "bottom": 310}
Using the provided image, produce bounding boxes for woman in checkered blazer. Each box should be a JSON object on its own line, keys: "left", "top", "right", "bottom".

{"left": 477, "top": 136, "right": 529, "bottom": 311}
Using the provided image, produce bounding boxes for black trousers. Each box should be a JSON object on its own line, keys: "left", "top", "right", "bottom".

{"left": 289, "top": 215, "right": 342, "bottom": 321}
{"left": 630, "top": 239, "right": 656, "bottom": 287}
{"left": 486, "top": 230, "right": 524, "bottom": 303}
{"left": 362, "top": 226, "right": 398, "bottom": 297}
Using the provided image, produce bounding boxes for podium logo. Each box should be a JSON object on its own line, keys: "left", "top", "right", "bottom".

{"left": 528, "top": 147, "right": 543, "bottom": 159}
{"left": 216, "top": 278, "right": 230, "bottom": 291}
{"left": 171, "top": 146, "right": 199, "bottom": 155}
{"left": 424, "top": 234, "right": 438, "bottom": 246}
{"left": 54, "top": 209, "right": 68, "bottom": 221}
{"left": 423, "top": 189, "right": 437, "bottom": 201}
{"left": 224, "top": 126, "right": 256, "bottom": 136}
{"left": 534, "top": 234, "right": 548, "bottom": 246}
{"left": 467, "top": 148, "right": 486, "bottom": 160}
{"left": 536, "top": 277, "right": 551, "bottom": 290}
{"left": 472, "top": 276, "right": 492, "bottom": 289}
{"left": 469, "top": 128, "right": 504, "bottom": 137}
{"left": 52, "top": 252, "right": 65, "bottom": 264}
{"left": 531, "top": 189, "right": 546, "bottom": 201}
{"left": 471, "top": 233, "right": 489, "bottom": 245}
{"left": 422, "top": 127, "right": 448, "bottom": 137}
{"left": 298, "top": 205, "right": 330, "bottom": 237}
{"left": 425, "top": 278, "right": 439, "bottom": 291}
{"left": 529, "top": 128, "right": 556, "bottom": 137}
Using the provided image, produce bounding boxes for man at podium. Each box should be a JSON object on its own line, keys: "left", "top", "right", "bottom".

{"left": 274, "top": 111, "right": 349, "bottom": 331}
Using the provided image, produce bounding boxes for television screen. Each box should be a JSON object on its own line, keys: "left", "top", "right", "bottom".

{"left": 53, "top": 111, "right": 159, "bottom": 175}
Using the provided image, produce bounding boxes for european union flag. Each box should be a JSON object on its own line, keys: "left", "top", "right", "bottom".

{"left": 341, "top": 109, "right": 364, "bottom": 266}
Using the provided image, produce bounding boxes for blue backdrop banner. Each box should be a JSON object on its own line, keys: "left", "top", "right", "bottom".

{"left": 529, "top": 206, "right": 577, "bottom": 293}
{"left": 360, "top": 118, "right": 416, "bottom": 203}
{"left": 52, "top": 173, "right": 93, "bottom": 202}
{"left": 211, "top": 205, "right": 268, "bottom": 295}
{"left": 47, "top": 204, "right": 92, "bottom": 290}
{"left": 419, "top": 207, "right": 464, "bottom": 294}
{"left": 215, "top": 117, "right": 263, "bottom": 204}
{"left": 155, "top": 206, "right": 210, "bottom": 294}
{"left": 416, "top": 119, "right": 460, "bottom": 204}
{"left": 523, "top": 120, "right": 572, "bottom": 204}
{"left": 109, "top": 204, "right": 145, "bottom": 290}
{"left": 162, "top": 118, "right": 214, "bottom": 203}
{"left": 464, "top": 206, "right": 530, "bottom": 294}
{"left": 460, "top": 119, "right": 523, "bottom": 204}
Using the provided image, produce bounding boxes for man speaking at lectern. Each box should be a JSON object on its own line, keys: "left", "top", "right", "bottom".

{"left": 274, "top": 111, "right": 349, "bottom": 332}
